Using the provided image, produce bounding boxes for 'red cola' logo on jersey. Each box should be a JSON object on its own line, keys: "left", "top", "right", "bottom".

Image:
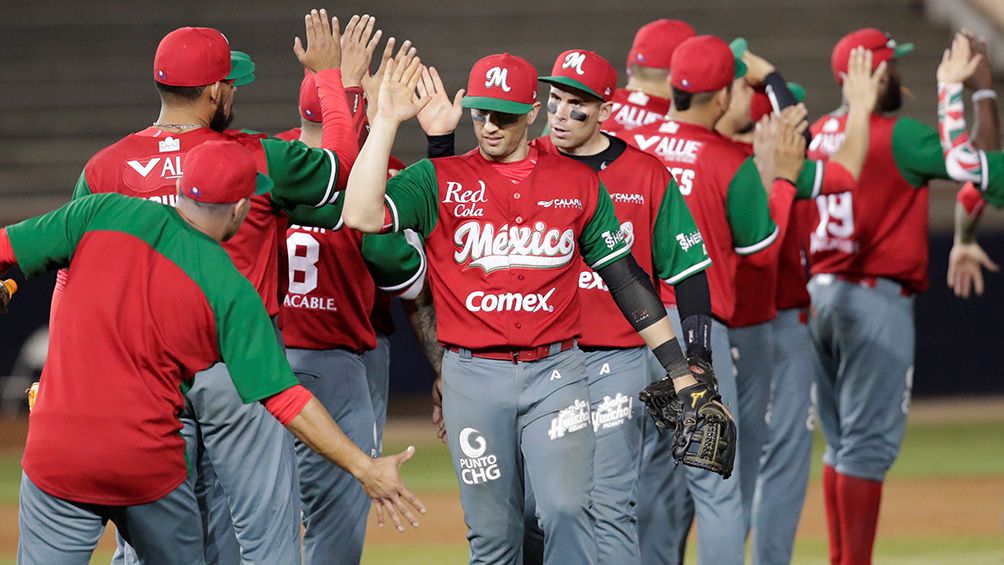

{"left": 454, "top": 220, "right": 576, "bottom": 273}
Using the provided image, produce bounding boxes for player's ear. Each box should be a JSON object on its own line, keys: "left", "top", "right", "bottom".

{"left": 715, "top": 86, "right": 730, "bottom": 112}
{"left": 207, "top": 81, "right": 223, "bottom": 104}
{"left": 597, "top": 100, "right": 614, "bottom": 123}
{"left": 526, "top": 101, "right": 542, "bottom": 126}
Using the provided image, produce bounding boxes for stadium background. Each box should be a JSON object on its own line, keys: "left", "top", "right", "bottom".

{"left": 0, "top": 0, "right": 1003, "bottom": 563}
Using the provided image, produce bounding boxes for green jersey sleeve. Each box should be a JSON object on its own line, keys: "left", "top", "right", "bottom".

{"left": 727, "top": 158, "right": 779, "bottom": 254}
{"left": 793, "top": 159, "right": 824, "bottom": 200}
{"left": 260, "top": 137, "right": 340, "bottom": 211}
{"left": 215, "top": 281, "right": 300, "bottom": 403}
{"left": 71, "top": 170, "right": 93, "bottom": 200}
{"left": 6, "top": 193, "right": 115, "bottom": 277}
{"left": 287, "top": 198, "right": 347, "bottom": 230}
{"left": 580, "top": 181, "right": 631, "bottom": 269}
{"left": 651, "top": 177, "right": 712, "bottom": 284}
{"left": 385, "top": 159, "right": 440, "bottom": 237}
{"left": 892, "top": 118, "right": 950, "bottom": 187}
{"left": 361, "top": 231, "right": 426, "bottom": 292}
{"left": 979, "top": 151, "right": 1004, "bottom": 206}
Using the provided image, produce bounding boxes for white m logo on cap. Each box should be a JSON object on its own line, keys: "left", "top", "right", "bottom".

{"left": 562, "top": 52, "right": 586, "bottom": 75}
{"left": 485, "top": 67, "right": 512, "bottom": 92}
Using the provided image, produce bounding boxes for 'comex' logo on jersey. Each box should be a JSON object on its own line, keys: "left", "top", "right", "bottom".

{"left": 458, "top": 428, "right": 501, "bottom": 485}
{"left": 485, "top": 67, "right": 512, "bottom": 92}
{"left": 454, "top": 221, "right": 576, "bottom": 272}
{"left": 465, "top": 288, "right": 555, "bottom": 313}
{"left": 562, "top": 52, "right": 586, "bottom": 75}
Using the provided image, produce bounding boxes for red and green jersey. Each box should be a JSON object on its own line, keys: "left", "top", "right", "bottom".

{"left": 382, "top": 148, "right": 631, "bottom": 349}
{"left": 624, "top": 120, "right": 786, "bottom": 322}
{"left": 807, "top": 114, "right": 949, "bottom": 294}
{"left": 604, "top": 88, "right": 671, "bottom": 136}
{"left": 7, "top": 194, "right": 298, "bottom": 506}
{"left": 280, "top": 201, "right": 425, "bottom": 352}
{"left": 72, "top": 127, "right": 342, "bottom": 316}
{"left": 533, "top": 136, "right": 709, "bottom": 348}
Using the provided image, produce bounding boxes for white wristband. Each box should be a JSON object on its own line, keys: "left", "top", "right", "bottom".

{"left": 972, "top": 89, "right": 997, "bottom": 103}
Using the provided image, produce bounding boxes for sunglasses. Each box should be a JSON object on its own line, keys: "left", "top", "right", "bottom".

{"left": 470, "top": 109, "right": 523, "bottom": 127}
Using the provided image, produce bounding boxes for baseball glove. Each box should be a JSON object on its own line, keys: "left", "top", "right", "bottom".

{"left": 673, "top": 381, "right": 736, "bottom": 479}
{"left": 639, "top": 356, "right": 717, "bottom": 431}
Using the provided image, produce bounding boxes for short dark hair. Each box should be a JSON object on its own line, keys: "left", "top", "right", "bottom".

{"left": 177, "top": 192, "right": 237, "bottom": 215}
{"left": 629, "top": 65, "right": 669, "bottom": 82}
{"left": 155, "top": 81, "right": 207, "bottom": 103}
{"left": 672, "top": 88, "right": 716, "bottom": 112}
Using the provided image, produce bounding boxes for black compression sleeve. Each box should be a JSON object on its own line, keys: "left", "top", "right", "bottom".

{"left": 427, "top": 133, "right": 456, "bottom": 158}
{"left": 596, "top": 254, "right": 667, "bottom": 333}
{"left": 674, "top": 270, "right": 713, "bottom": 362}
{"left": 763, "top": 71, "right": 813, "bottom": 146}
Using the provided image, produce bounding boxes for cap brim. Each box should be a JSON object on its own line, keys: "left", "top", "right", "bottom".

{"left": 734, "top": 58, "right": 748, "bottom": 79}
{"left": 461, "top": 96, "right": 533, "bottom": 114}
{"left": 730, "top": 37, "right": 748, "bottom": 59}
{"left": 227, "top": 51, "right": 256, "bottom": 86}
{"left": 254, "top": 172, "right": 274, "bottom": 196}
{"left": 893, "top": 43, "right": 914, "bottom": 58}
{"left": 788, "top": 82, "right": 807, "bottom": 103}
{"left": 538, "top": 76, "right": 604, "bottom": 101}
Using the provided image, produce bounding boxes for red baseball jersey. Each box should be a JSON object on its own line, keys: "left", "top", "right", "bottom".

{"left": 7, "top": 195, "right": 297, "bottom": 505}
{"left": 72, "top": 127, "right": 343, "bottom": 316}
{"left": 533, "top": 136, "right": 709, "bottom": 348}
{"left": 624, "top": 120, "right": 782, "bottom": 321}
{"left": 604, "top": 88, "right": 672, "bottom": 136}
{"left": 806, "top": 113, "right": 950, "bottom": 294}
{"left": 383, "top": 148, "right": 630, "bottom": 349}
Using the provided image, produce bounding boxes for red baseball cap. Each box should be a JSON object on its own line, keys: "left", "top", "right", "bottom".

{"left": 298, "top": 70, "right": 322, "bottom": 123}
{"left": 539, "top": 50, "right": 617, "bottom": 102}
{"left": 627, "top": 19, "right": 696, "bottom": 71}
{"left": 671, "top": 35, "right": 748, "bottom": 94}
{"left": 154, "top": 27, "right": 256, "bottom": 87}
{"left": 461, "top": 53, "right": 538, "bottom": 114}
{"left": 180, "top": 141, "right": 273, "bottom": 203}
{"left": 831, "top": 28, "right": 913, "bottom": 83}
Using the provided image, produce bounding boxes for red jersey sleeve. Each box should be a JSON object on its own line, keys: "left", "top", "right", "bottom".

{"left": 262, "top": 384, "right": 314, "bottom": 426}
{"left": 0, "top": 228, "right": 15, "bottom": 273}
{"left": 958, "top": 182, "right": 987, "bottom": 220}
{"left": 314, "top": 69, "right": 359, "bottom": 188}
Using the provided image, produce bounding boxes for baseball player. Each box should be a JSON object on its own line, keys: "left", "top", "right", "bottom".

{"left": 274, "top": 32, "right": 430, "bottom": 560}
{"left": 622, "top": 34, "right": 820, "bottom": 564}
{"left": 936, "top": 33, "right": 1003, "bottom": 299}
{"left": 416, "top": 50, "right": 715, "bottom": 565}
{"left": 605, "top": 19, "right": 695, "bottom": 136}
{"left": 342, "top": 51, "right": 734, "bottom": 564}
{"left": 805, "top": 28, "right": 966, "bottom": 565}
{"left": 74, "top": 15, "right": 363, "bottom": 564}
{"left": 1, "top": 141, "right": 423, "bottom": 565}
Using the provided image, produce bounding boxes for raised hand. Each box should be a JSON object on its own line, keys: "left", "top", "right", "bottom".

{"left": 742, "top": 48, "right": 776, "bottom": 86}
{"left": 376, "top": 50, "right": 431, "bottom": 124}
{"left": 293, "top": 8, "right": 342, "bottom": 73}
{"left": 358, "top": 446, "right": 427, "bottom": 532}
{"left": 416, "top": 67, "right": 465, "bottom": 136}
{"left": 362, "top": 38, "right": 412, "bottom": 120}
{"left": 340, "top": 14, "right": 382, "bottom": 87}
{"left": 843, "top": 47, "right": 885, "bottom": 114}
{"left": 960, "top": 29, "right": 993, "bottom": 91}
{"left": 937, "top": 32, "right": 981, "bottom": 84}
{"left": 773, "top": 112, "right": 807, "bottom": 183}
{"left": 948, "top": 241, "right": 1000, "bottom": 298}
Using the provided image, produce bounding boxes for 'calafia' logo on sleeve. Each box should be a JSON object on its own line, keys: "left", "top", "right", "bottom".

{"left": 485, "top": 67, "right": 512, "bottom": 92}
{"left": 454, "top": 220, "right": 576, "bottom": 272}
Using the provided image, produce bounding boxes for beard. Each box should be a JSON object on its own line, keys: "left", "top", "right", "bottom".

{"left": 210, "top": 101, "right": 234, "bottom": 132}
{"left": 878, "top": 74, "right": 903, "bottom": 113}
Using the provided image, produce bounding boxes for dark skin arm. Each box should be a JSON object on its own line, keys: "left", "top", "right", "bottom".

{"left": 402, "top": 285, "right": 446, "bottom": 442}
{"left": 963, "top": 30, "right": 1000, "bottom": 151}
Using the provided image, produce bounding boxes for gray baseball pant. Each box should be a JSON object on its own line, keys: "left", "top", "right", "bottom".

{"left": 730, "top": 321, "right": 774, "bottom": 530}
{"left": 288, "top": 347, "right": 376, "bottom": 565}
{"left": 524, "top": 346, "right": 649, "bottom": 565}
{"left": 751, "top": 308, "right": 817, "bottom": 565}
{"left": 19, "top": 472, "right": 204, "bottom": 565}
{"left": 636, "top": 307, "right": 745, "bottom": 565}
{"left": 362, "top": 332, "right": 391, "bottom": 456}
{"left": 808, "top": 275, "right": 914, "bottom": 481}
{"left": 442, "top": 345, "right": 597, "bottom": 565}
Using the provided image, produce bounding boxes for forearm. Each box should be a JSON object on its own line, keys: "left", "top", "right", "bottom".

{"left": 427, "top": 133, "right": 456, "bottom": 159}
{"left": 285, "top": 396, "right": 373, "bottom": 479}
{"left": 344, "top": 117, "right": 398, "bottom": 232}
{"left": 971, "top": 96, "right": 1001, "bottom": 151}
{"left": 315, "top": 69, "right": 359, "bottom": 187}
{"left": 955, "top": 198, "right": 983, "bottom": 244}
{"left": 830, "top": 105, "right": 870, "bottom": 179}
{"left": 674, "top": 271, "right": 712, "bottom": 362}
{"left": 403, "top": 286, "right": 443, "bottom": 375}
{"left": 938, "top": 82, "right": 986, "bottom": 184}
{"left": 345, "top": 86, "right": 371, "bottom": 147}
{"left": 764, "top": 72, "right": 812, "bottom": 145}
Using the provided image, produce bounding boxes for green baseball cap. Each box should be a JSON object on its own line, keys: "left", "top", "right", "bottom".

{"left": 227, "top": 51, "right": 256, "bottom": 87}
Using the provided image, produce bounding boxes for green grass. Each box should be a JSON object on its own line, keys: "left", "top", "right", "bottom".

{"left": 0, "top": 413, "right": 1001, "bottom": 564}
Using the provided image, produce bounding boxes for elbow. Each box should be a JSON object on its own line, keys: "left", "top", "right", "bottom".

{"left": 342, "top": 207, "right": 383, "bottom": 233}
